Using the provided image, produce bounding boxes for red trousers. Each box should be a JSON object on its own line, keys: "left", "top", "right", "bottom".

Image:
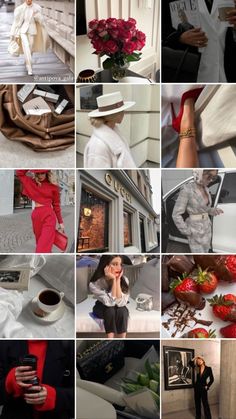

{"left": 31, "top": 206, "right": 56, "bottom": 253}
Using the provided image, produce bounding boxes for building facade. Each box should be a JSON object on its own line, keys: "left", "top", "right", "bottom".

{"left": 77, "top": 169, "right": 158, "bottom": 253}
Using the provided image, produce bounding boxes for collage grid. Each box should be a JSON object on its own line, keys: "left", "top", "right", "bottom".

{"left": 0, "top": 1, "right": 236, "bottom": 419}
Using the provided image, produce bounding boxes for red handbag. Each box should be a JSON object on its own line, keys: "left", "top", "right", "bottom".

{"left": 54, "top": 230, "right": 68, "bottom": 252}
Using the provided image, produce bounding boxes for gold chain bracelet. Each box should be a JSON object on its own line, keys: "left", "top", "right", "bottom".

{"left": 179, "top": 128, "right": 196, "bottom": 139}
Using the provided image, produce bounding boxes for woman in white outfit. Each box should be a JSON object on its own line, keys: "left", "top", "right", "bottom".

{"left": 84, "top": 92, "right": 136, "bottom": 168}
{"left": 9, "top": 0, "right": 49, "bottom": 75}
{"left": 162, "top": 0, "right": 236, "bottom": 82}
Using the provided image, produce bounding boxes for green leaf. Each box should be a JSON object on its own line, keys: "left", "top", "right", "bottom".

{"left": 126, "top": 53, "right": 141, "bottom": 62}
{"left": 103, "top": 58, "right": 114, "bottom": 69}
{"left": 145, "top": 359, "right": 154, "bottom": 380}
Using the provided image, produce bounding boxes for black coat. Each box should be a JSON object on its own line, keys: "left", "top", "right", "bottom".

{"left": 0, "top": 341, "right": 74, "bottom": 419}
{"left": 162, "top": 0, "right": 236, "bottom": 82}
{"left": 189, "top": 360, "right": 214, "bottom": 390}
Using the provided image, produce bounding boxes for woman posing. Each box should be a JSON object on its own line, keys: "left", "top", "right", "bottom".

{"left": 172, "top": 169, "right": 223, "bottom": 253}
{"left": 189, "top": 356, "right": 214, "bottom": 419}
{"left": 89, "top": 255, "right": 129, "bottom": 338}
{"left": 16, "top": 170, "right": 64, "bottom": 253}
{"left": 84, "top": 92, "right": 136, "bottom": 168}
{"left": 9, "top": 0, "right": 50, "bottom": 76}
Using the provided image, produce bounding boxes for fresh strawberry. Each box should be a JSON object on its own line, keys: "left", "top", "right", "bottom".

{"left": 188, "top": 328, "right": 216, "bottom": 338}
{"left": 220, "top": 323, "right": 236, "bottom": 338}
{"left": 170, "top": 276, "right": 204, "bottom": 309}
{"left": 196, "top": 266, "right": 218, "bottom": 294}
{"left": 225, "top": 256, "right": 236, "bottom": 282}
{"left": 207, "top": 294, "right": 236, "bottom": 322}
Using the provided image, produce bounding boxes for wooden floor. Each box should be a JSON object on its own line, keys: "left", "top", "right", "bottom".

{"left": 0, "top": 5, "right": 74, "bottom": 83}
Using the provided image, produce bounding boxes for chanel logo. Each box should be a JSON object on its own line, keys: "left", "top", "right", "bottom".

{"left": 105, "top": 362, "right": 113, "bottom": 373}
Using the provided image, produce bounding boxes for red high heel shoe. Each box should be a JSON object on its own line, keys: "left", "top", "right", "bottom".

{"left": 171, "top": 87, "right": 204, "bottom": 133}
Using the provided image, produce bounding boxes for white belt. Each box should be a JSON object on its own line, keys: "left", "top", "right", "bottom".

{"left": 189, "top": 213, "right": 209, "bottom": 221}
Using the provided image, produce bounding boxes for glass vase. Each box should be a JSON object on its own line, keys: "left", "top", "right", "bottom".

{"left": 111, "top": 61, "right": 130, "bottom": 81}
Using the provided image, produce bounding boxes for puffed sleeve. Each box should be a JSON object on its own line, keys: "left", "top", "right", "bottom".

{"left": 172, "top": 184, "right": 192, "bottom": 236}
{"left": 16, "top": 170, "right": 35, "bottom": 196}
{"left": 115, "top": 277, "right": 130, "bottom": 307}
{"left": 52, "top": 186, "right": 63, "bottom": 224}
{"left": 89, "top": 281, "right": 116, "bottom": 307}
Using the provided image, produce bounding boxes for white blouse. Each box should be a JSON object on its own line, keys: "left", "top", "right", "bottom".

{"left": 89, "top": 276, "right": 129, "bottom": 307}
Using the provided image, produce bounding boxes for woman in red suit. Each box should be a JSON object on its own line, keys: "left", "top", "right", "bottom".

{"left": 16, "top": 170, "right": 64, "bottom": 253}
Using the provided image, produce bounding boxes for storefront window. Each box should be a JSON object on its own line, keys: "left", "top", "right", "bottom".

{"left": 123, "top": 211, "right": 132, "bottom": 246}
{"left": 77, "top": 188, "right": 109, "bottom": 252}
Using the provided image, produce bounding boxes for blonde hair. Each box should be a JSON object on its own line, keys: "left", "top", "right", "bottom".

{"left": 34, "top": 171, "right": 58, "bottom": 185}
{"left": 90, "top": 111, "right": 124, "bottom": 128}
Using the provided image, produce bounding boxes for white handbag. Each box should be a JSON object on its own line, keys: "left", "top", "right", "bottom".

{"left": 8, "top": 39, "right": 20, "bottom": 57}
{"left": 136, "top": 293, "right": 153, "bottom": 311}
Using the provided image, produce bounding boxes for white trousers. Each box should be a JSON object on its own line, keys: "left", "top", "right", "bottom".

{"left": 20, "top": 33, "right": 34, "bottom": 72}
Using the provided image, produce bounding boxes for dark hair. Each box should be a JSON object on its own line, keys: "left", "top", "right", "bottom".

{"left": 90, "top": 255, "right": 129, "bottom": 293}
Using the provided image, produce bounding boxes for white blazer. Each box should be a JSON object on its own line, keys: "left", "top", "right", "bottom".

{"left": 10, "top": 3, "right": 50, "bottom": 54}
{"left": 84, "top": 124, "right": 137, "bottom": 168}
{"left": 197, "top": 0, "right": 228, "bottom": 82}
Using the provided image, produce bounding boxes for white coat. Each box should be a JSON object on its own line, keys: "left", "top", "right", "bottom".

{"left": 10, "top": 2, "right": 50, "bottom": 54}
{"left": 84, "top": 124, "right": 137, "bottom": 168}
{"left": 197, "top": 0, "right": 228, "bottom": 82}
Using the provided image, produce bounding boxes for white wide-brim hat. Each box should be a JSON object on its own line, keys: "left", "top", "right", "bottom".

{"left": 88, "top": 91, "right": 135, "bottom": 117}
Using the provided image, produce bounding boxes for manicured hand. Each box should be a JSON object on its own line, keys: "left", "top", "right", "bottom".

{"left": 180, "top": 28, "right": 208, "bottom": 48}
{"left": 226, "top": 3, "right": 236, "bottom": 26}
{"left": 15, "top": 366, "right": 37, "bottom": 389}
{"left": 59, "top": 223, "right": 65, "bottom": 232}
{"left": 214, "top": 208, "right": 224, "bottom": 215}
{"left": 24, "top": 386, "right": 47, "bottom": 405}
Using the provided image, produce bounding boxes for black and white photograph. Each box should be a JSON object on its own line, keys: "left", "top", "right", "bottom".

{"left": 163, "top": 346, "right": 194, "bottom": 390}
{"left": 0, "top": 268, "right": 30, "bottom": 290}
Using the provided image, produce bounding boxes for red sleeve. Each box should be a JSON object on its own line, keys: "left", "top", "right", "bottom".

{"left": 34, "top": 384, "right": 56, "bottom": 411}
{"left": 16, "top": 170, "right": 34, "bottom": 195}
{"left": 52, "top": 186, "right": 63, "bottom": 224}
{"left": 5, "top": 368, "right": 24, "bottom": 398}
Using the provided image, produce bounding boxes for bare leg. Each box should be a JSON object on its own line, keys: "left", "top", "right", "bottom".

{"left": 116, "top": 333, "right": 127, "bottom": 338}
{"left": 176, "top": 98, "right": 199, "bottom": 168}
{"left": 107, "top": 332, "right": 115, "bottom": 339}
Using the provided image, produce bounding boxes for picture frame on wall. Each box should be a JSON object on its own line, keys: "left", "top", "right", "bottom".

{"left": 80, "top": 85, "right": 103, "bottom": 110}
{"left": 0, "top": 268, "right": 31, "bottom": 291}
{"left": 163, "top": 346, "right": 195, "bottom": 390}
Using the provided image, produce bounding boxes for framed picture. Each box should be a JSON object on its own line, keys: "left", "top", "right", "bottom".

{"left": 80, "top": 85, "right": 103, "bottom": 110}
{"left": 163, "top": 346, "right": 195, "bottom": 390}
{"left": 0, "top": 268, "right": 31, "bottom": 291}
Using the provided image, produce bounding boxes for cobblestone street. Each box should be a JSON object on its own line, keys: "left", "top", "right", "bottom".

{"left": 0, "top": 4, "right": 74, "bottom": 83}
{"left": 0, "top": 206, "right": 74, "bottom": 253}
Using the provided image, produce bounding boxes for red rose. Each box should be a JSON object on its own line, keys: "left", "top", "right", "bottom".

{"left": 135, "top": 30, "right": 146, "bottom": 42}
{"left": 104, "top": 40, "right": 119, "bottom": 54}
{"left": 106, "top": 17, "right": 118, "bottom": 29}
{"left": 123, "top": 17, "right": 137, "bottom": 30}
{"left": 108, "top": 29, "right": 120, "bottom": 39}
{"left": 98, "top": 30, "right": 108, "bottom": 37}
{"left": 97, "top": 19, "right": 107, "bottom": 32}
{"left": 118, "top": 28, "right": 132, "bottom": 41}
{"left": 88, "top": 19, "right": 99, "bottom": 30}
{"left": 92, "top": 39, "right": 105, "bottom": 53}
{"left": 122, "top": 40, "right": 136, "bottom": 55}
{"left": 135, "top": 40, "right": 145, "bottom": 51}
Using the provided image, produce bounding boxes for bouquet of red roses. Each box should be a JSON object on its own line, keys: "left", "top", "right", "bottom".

{"left": 87, "top": 17, "right": 146, "bottom": 69}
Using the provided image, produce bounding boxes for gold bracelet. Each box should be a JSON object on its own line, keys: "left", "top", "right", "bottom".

{"left": 179, "top": 128, "right": 196, "bottom": 139}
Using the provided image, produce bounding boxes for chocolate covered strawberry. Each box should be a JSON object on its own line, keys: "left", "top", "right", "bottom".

{"left": 188, "top": 328, "right": 216, "bottom": 339}
{"left": 207, "top": 294, "right": 236, "bottom": 322}
{"left": 224, "top": 256, "right": 236, "bottom": 282}
{"left": 196, "top": 267, "right": 218, "bottom": 294}
{"left": 220, "top": 323, "right": 236, "bottom": 338}
{"left": 170, "top": 276, "right": 205, "bottom": 309}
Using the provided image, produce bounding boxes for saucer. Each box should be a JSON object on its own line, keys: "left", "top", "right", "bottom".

{"left": 31, "top": 297, "right": 65, "bottom": 323}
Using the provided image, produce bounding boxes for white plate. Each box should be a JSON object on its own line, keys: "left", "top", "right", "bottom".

{"left": 30, "top": 297, "right": 65, "bottom": 323}
{"left": 161, "top": 280, "right": 236, "bottom": 338}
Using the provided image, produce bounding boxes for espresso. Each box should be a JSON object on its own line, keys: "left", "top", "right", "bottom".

{"left": 39, "top": 290, "right": 60, "bottom": 305}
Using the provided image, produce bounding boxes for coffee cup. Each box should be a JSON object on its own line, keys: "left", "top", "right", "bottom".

{"left": 37, "top": 288, "right": 64, "bottom": 314}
